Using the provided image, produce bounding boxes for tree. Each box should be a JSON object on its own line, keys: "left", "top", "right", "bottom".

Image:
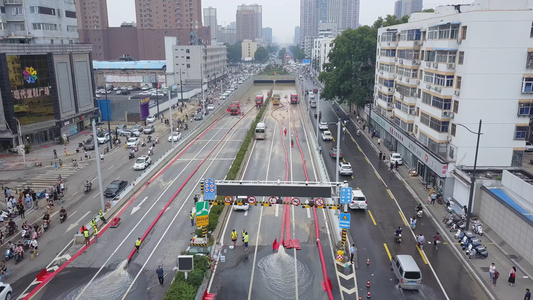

{"left": 226, "top": 41, "right": 242, "bottom": 63}
{"left": 318, "top": 15, "right": 409, "bottom": 107}
{"left": 278, "top": 48, "right": 287, "bottom": 59}
{"left": 254, "top": 46, "right": 268, "bottom": 62}
{"left": 289, "top": 45, "right": 306, "bottom": 61}
{"left": 420, "top": 8, "right": 435, "bottom": 13}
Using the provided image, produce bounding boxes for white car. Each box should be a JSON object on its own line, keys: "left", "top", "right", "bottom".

{"left": 233, "top": 196, "right": 250, "bottom": 211}
{"left": 339, "top": 162, "right": 353, "bottom": 176}
{"left": 133, "top": 155, "right": 152, "bottom": 170}
{"left": 526, "top": 141, "right": 533, "bottom": 152}
{"left": 349, "top": 189, "right": 367, "bottom": 210}
{"left": 207, "top": 104, "right": 215, "bottom": 111}
{"left": 322, "top": 131, "right": 333, "bottom": 141}
{"left": 96, "top": 132, "right": 110, "bottom": 144}
{"left": 390, "top": 153, "right": 403, "bottom": 165}
{"left": 126, "top": 137, "right": 139, "bottom": 148}
{"left": 146, "top": 115, "right": 156, "bottom": 123}
{"left": 0, "top": 283, "right": 12, "bottom": 300}
{"left": 168, "top": 132, "right": 182, "bottom": 142}
{"left": 319, "top": 121, "right": 328, "bottom": 130}
{"left": 139, "top": 91, "right": 151, "bottom": 96}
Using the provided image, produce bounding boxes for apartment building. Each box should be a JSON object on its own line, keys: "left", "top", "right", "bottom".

{"left": 312, "top": 37, "right": 334, "bottom": 72}
{"left": 373, "top": 0, "right": 533, "bottom": 203}
{"left": 76, "top": 0, "right": 108, "bottom": 59}
{"left": 241, "top": 39, "right": 258, "bottom": 61}
{"left": 236, "top": 4, "right": 262, "bottom": 42}
{"left": 164, "top": 37, "right": 227, "bottom": 88}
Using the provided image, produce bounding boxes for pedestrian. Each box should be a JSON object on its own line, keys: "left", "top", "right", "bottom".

{"left": 84, "top": 150, "right": 88, "bottom": 159}
{"left": 284, "top": 128, "right": 287, "bottom": 136}
{"left": 350, "top": 244, "right": 355, "bottom": 264}
{"left": 100, "top": 153, "right": 104, "bottom": 161}
{"left": 190, "top": 211, "right": 195, "bottom": 226}
{"left": 291, "top": 138, "right": 294, "bottom": 148}
{"left": 93, "top": 226, "right": 98, "bottom": 243}
{"left": 319, "top": 145, "right": 322, "bottom": 154}
{"left": 508, "top": 266, "right": 517, "bottom": 286}
{"left": 99, "top": 210, "right": 107, "bottom": 223}
{"left": 394, "top": 161, "right": 398, "bottom": 170}
{"left": 242, "top": 229, "right": 246, "bottom": 244}
{"left": 493, "top": 270, "right": 500, "bottom": 286}
{"left": 525, "top": 288, "right": 531, "bottom": 300}
{"left": 80, "top": 225, "right": 87, "bottom": 234}
{"left": 489, "top": 263, "right": 496, "bottom": 281}
{"left": 156, "top": 265, "right": 164, "bottom": 285}
{"left": 231, "top": 229, "right": 238, "bottom": 247}
{"left": 53, "top": 149, "right": 57, "bottom": 159}
{"left": 377, "top": 138, "right": 381, "bottom": 146}
{"left": 25, "top": 194, "right": 32, "bottom": 208}
{"left": 135, "top": 238, "right": 141, "bottom": 253}
{"left": 244, "top": 232, "right": 249, "bottom": 252}
{"left": 18, "top": 203, "right": 25, "bottom": 218}
{"left": 411, "top": 217, "right": 416, "bottom": 230}
{"left": 390, "top": 162, "right": 394, "bottom": 171}
{"left": 84, "top": 228, "right": 90, "bottom": 246}
{"left": 430, "top": 192, "right": 437, "bottom": 205}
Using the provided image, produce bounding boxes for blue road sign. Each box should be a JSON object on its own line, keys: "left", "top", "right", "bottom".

{"left": 339, "top": 213, "right": 351, "bottom": 229}
{"left": 204, "top": 178, "right": 216, "bottom": 200}
{"left": 340, "top": 187, "right": 352, "bottom": 204}
{"left": 302, "top": 59, "right": 311, "bottom": 64}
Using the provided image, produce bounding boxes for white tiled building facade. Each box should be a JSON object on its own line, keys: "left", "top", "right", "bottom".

{"left": 372, "top": 0, "right": 533, "bottom": 201}
{"left": 312, "top": 37, "right": 334, "bottom": 72}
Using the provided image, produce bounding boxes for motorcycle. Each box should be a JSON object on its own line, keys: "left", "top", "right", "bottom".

{"left": 84, "top": 184, "right": 92, "bottom": 194}
{"left": 395, "top": 233, "right": 402, "bottom": 244}
{"left": 5, "top": 224, "right": 17, "bottom": 237}
{"left": 60, "top": 212, "right": 67, "bottom": 223}
{"left": 147, "top": 135, "right": 152, "bottom": 143}
{"left": 14, "top": 252, "right": 23, "bottom": 264}
{"left": 43, "top": 219, "right": 50, "bottom": 232}
{"left": 141, "top": 140, "right": 146, "bottom": 147}
{"left": 417, "top": 209, "right": 423, "bottom": 218}
{"left": 155, "top": 137, "right": 159, "bottom": 144}
{"left": 148, "top": 148, "right": 153, "bottom": 156}
{"left": 4, "top": 249, "right": 14, "bottom": 261}
{"left": 184, "top": 123, "right": 189, "bottom": 130}
{"left": 37, "top": 189, "right": 46, "bottom": 199}
{"left": 469, "top": 247, "right": 489, "bottom": 259}
{"left": 128, "top": 152, "right": 135, "bottom": 159}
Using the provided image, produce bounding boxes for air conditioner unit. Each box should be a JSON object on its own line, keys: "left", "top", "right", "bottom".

{"left": 432, "top": 62, "right": 439, "bottom": 68}
{"left": 414, "top": 41, "right": 422, "bottom": 46}
{"left": 413, "top": 60, "right": 420, "bottom": 65}
{"left": 379, "top": 70, "right": 384, "bottom": 75}
{"left": 454, "top": 90, "right": 460, "bottom": 96}
{"left": 416, "top": 80, "right": 421, "bottom": 85}
{"left": 9, "top": 32, "right": 15, "bottom": 37}
{"left": 399, "top": 59, "right": 404, "bottom": 64}
{"left": 388, "top": 88, "right": 393, "bottom": 92}
{"left": 398, "top": 76, "right": 403, "bottom": 81}
{"left": 457, "top": 38, "right": 462, "bottom": 44}
{"left": 434, "top": 86, "right": 442, "bottom": 92}
{"left": 425, "top": 61, "right": 431, "bottom": 67}
{"left": 387, "top": 42, "right": 391, "bottom": 46}
{"left": 395, "top": 58, "right": 398, "bottom": 62}
{"left": 426, "top": 83, "right": 431, "bottom": 89}
{"left": 442, "top": 111, "right": 454, "bottom": 118}
{"left": 400, "top": 94, "right": 404, "bottom": 100}
{"left": 387, "top": 102, "right": 393, "bottom": 107}
{"left": 379, "top": 84, "right": 383, "bottom": 89}
{"left": 447, "top": 63, "right": 455, "bottom": 69}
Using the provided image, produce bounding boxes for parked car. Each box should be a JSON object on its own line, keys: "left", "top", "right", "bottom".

{"left": 526, "top": 141, "right": 533, "bottom": 152}
{"left": 104, "top": 180, "right": 128, "bottom": 198}
{"left": 329, "top": 147, "right": 343, "bottom": 159}
{"left": 96, "top": 132, "right": 110, "bottom": 144}
{"left": 322, "top": 131, "right": 333, "bottom": 141}
{"left": 390, "top": 153, "right": 403, "bottom": 165}
{"left": 133, "top": 155, "right": 152, "bottom": 170}
{"left": 168, "top": 132, "right": 182, "bottom": 142}
{"left": 126, "top": 137, "right": 139, "bottom": 148}
{"left": 349, "top": 188, "right": 367, "bottom": 209}
{"left": 0, "top": 283, "right": 12, "bottom": 300}
{"left": 233, "top": 196, "right": 250, "bottom": 211}
{"left": 130, "top": 125, "right": 143, "bottom": 137}
{"left": 146, "top": 115, "right": 156, "bottom": 123}
{"left": 339, "top": 162, "right": 353, "bottom": 176}
{"left": 319, "top": 121, "right": 328, "bottom": 130}
{"left": 143, "top": 124, "right": 155, "bottom": 134}
{"left": 207, "top": 104, "right": 215, "bottom": 111}
{"left": 116, "top": 124, "right": 130, "bottom": 136}
{"left": 194, "top": 112, "right": 203, "bottom": 120}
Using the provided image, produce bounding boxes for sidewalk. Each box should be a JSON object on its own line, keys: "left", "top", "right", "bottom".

{"left": 339, "top": 103, "right": 533, "bottom": 300}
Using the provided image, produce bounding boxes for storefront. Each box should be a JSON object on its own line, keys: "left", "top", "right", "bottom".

{"left": 60, "top": 112, "right": 96, "bottom": 137}
{"left": 370, "top": 112, "right": 449, "bottom": 192}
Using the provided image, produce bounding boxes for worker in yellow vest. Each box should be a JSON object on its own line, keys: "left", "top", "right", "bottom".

{"left": 83, "top": 229, "right": 90, "bottom": 246}
{"left": 190, "top": 211, "right": 195, "bottom": 226}
{"left": 231, "top": 229, "right": 238, "bottom": 247}
{"left": 135, "top": 238, "right": 141, "bottom": 253}
{"left": 244, "top": 232, "right": 249, "bottom": 252}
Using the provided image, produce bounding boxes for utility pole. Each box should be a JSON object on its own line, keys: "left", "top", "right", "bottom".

{"left": 104, "top": 80, "right": 112, "bottom": 148}
{"left": 92, "top": 120, "right": 106, "bottom": 212}
{"left": 13, "top": 117, "right": 25, "bottom": 165}
{"left": 179, "top": 68, "right": 184, "bottom": 104}
{"left": 155, "top": 73, "right": 160, "bottom": 117}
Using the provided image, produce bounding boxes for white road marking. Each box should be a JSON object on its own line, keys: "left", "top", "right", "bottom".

{"left": 275, "top": 203, "right": 279, "bottom": 217}
{"left": 131, "top": 196, "right": 148, "bottom": 215}
{"left": 66, "top": 211, "right": 92, "bottom": 233}
{"left": 91, "top": 177, "right": 97, "bottom": 183}
{"left": 244, "top": 210, "right": 248, "bottom": 217}
{"left": 107, "top": 165, "right": 114, "bottom": 170}
{"left": 92, "top": 193, "right": 100, "bottom": 199}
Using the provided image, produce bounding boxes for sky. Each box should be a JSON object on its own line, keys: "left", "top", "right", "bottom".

{"left": 108, "top": 0, "right": 464, "bottom": 44}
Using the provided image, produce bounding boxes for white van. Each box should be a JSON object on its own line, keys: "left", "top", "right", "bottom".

{"left": 349, "top": 189, "right": 367, "bottom": 209}
{"left": 391, "top": 255, "right": 423, "bottom": 290}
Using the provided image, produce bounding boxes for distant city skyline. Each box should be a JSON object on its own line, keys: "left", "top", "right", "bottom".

{"left": 107, "top": 0, "right": 465, "bottom": 45}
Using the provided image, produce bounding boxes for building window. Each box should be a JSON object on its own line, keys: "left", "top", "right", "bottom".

{"left": 427, "top": 24, "right": 460, "bottom": 40}
{"left": 514, "top": 126, "right": 529, "bottom": 139}
{"left": 187, "top": 64, "right": 190, "bottom": 68}
{"left": 451, "top": 123, "right": 456, "bottom": 136}
{"left": 186, "top": 49, "right": 190, "bottom": 53}
{"left": 420, "top": 112, "right": 449, "bottom": 132}
{"left": 449, "top": 145, "right": 456, "bottom": 159}
{"left": 518, "top": 102, "right": 533, "bottom": 116}
{"left": 461, "top": 26, "right": 467, "bottom": 39}
{"left": 453, "top": 100, "right": 459, "bottom": 113}
{"left": 522, "top": 77, "right": 533, "bottom": 93}
{"left": 458, "top": 51, "right": 464, "bottom": 65}
{"left": 456, "top": 76, "right": 462, "bottom": 89}
{"left": 530, "top": 22, "right": 533, "bottom": 37}
{"left": 400, "top": 29, "right": 421, "bottom": 41}
{"left": 527, "top": 52, "right": 533, "bottom": 68}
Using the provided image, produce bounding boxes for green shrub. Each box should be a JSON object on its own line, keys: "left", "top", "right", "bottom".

{"left": 163, "top": 281, "right": 196, "bottom": 300}
{"left": 186, "top": 270, "right": 205, "bottom": 287}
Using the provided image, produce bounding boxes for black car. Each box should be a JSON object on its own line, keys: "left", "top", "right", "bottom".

{"left": 104, "top": 180, "right": 128, "bottom": 198}
{"left": 83, "top": 139, "right": 95, "bottom": 151}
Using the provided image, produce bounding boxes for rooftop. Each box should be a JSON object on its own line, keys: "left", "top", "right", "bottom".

{"left": 93, "top": 61, "right": 166, "bottom": 70}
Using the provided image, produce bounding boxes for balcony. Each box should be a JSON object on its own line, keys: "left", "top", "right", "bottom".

{"left": 378, "top": 56, "right": 396, "bottom": 64}
{"left": 398, "top": 40, "right": 423, "bottom": 49}
{"left": 379, "top": 41, "right": 398, "bottom": 48}
{"left": 376, "top": 97, "right": 393, "bottom": 111}
{"left": 393, "top": 107, "right": 416, "bottom": 123}
{"left": 4, "top": 0, "right": 23, "bottom": 4}
{"left": 378, "top": 70, "right": 395, "bottom": 80}
{"left": 395, "top": 91, "right": 417, "bottom": 104}
{"left": 418, "top": 124, "right": 450, "bottom": 143}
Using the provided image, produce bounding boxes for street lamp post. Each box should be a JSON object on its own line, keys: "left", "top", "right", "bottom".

{"left": 13, "top": 117, "right": 25, "bottom": 165}
{"left": 154, "top": 73, "right": 160, "bottom": 117}
{"left": 316, "top": 90, "right": 320, "bottom": 143}
{"left": 103, "top": 81, "right": 113, "bottom": 148}
{"left": 456, "top": 119, "right": 483, "bottom": 230}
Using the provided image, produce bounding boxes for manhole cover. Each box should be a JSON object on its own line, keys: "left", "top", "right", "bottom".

{"left": 508, "top": 254, "right": 519, "bottom": 260}
{"left": 480, "top": 267, "right": 489, "bottom": 272}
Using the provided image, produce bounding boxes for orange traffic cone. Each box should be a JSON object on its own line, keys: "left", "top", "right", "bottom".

{"left": 366, "top": 280, "right": 370, "bottom": 288}
{"left": 366, "top": 258, "right": 370, "bottom": 265}
{"left": 367, "top": 290, "right": 371, "bottom": 298}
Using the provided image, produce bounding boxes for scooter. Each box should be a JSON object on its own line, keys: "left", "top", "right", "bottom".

{"left": 84, "top": 185, "right": 92, "bottom": 194}
{"left": 128, "top": 152, "right": 135, "bottom": 159}
{"left": 43, "top": 219, "right": 50, "bottom": 232}
{"left": 395, "top": 233, "right": 402, "bottom": 244}
{"left": 60, "top": 212, "right": 67, "bottom": 223}
{"left": 14, "top": 252, "right": 23, "bottom": 264}
{"left": 5, "top": 224, "right": 17, "bottom": 237}
{"left": 417, "top": 209, "right": 423, "bottom": 218}
{"left": 469, "top": 247, "right": 489, "bottom": 259}
{"left": 5, "top": 249, "right": 14, "bottom": 261}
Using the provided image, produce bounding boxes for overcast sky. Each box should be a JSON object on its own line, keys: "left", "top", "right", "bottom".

{"left": 108, "top": 0, "right": 464, "bottom": 44}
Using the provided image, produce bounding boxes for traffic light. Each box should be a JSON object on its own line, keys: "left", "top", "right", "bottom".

{"left": 200, "top": 180, "right": 204, "bottom": 195}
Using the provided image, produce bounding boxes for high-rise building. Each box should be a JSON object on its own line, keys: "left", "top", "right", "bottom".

{"left": 300, "top": 0, "right": 319, "bottom": 52}
{"left": 1, "top": 0, "right": 79, "bottom": 44}
{"left": 262, "top": 27, "right": 273, "bottom": 44}
{"left": 218, "top": 27, "right": 237, "bottom": 45}
{"left": 241, "top": 40, "right": 258, "bottom": 61}
{"left": 204, "top": 7, "right": 218, "bottom": 41}
{"left": 76, "top": 0, "right": 109, "bottom": 60}
{"left": 294, "top": 26, "right": 301, "bottom": 45}
{"left": 236, "top": 4, "right": 262, "bottom": 42}
{"left": 342, "top": 0, "right": 360, "bottom": 29}
{"left": 373, "top": 0, "right": 533, "bottom": 208}
{"left": 394, "top": 0, "right": 423, "bottom": 19}
{"left": 318, "top": 0, "right": 329, "bottom": 23}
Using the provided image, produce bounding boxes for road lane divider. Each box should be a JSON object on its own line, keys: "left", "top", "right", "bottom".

{"left": 374, "top": 170, "right": 381, "bottom": 181}
{"left": 416, "top": 245, "right": 429, "bottom": 265}
{"left": 383, "top": 243, "right": 392, "bottom": 261}
{"left": 364, "top": 156, "right": 370, "bottom": 164}
{"left": 399, "top": 211, "right": 408, "bottom": 226}
{"left": 367, "top": 210, "right": 377, "bottom": 226}
{"left": 386, "top": 189, "right": 394, "bottom": 199}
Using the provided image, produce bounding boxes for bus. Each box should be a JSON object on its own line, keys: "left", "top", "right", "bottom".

{"left": 272, "top": 94, "right": 281, "bottom": 105}
{"left": 255, "top": 122, "right": 266, "bottom": 139}
{"left": 290, "top": 93, "right": 298, "bottom": 104}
